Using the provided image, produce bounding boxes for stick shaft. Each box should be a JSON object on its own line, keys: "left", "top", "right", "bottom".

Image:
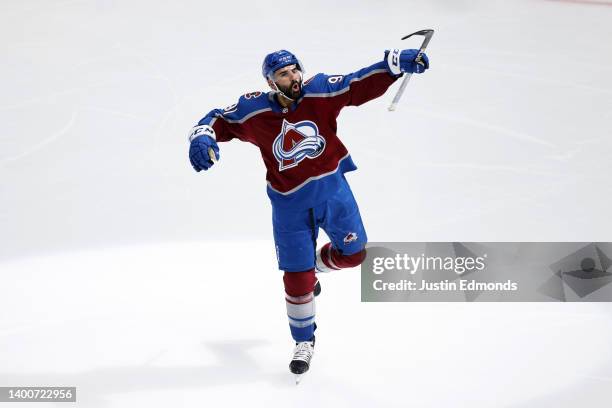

{"left": 388, "top": 29, "right": 434, "bottom": 111}
{"left": 388, "top": 73, "right": 412, "bottom": 111}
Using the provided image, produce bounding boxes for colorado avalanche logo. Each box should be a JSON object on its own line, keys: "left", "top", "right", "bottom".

{"left": 343, "top": 232, "right": 358, "bottom": 244}
{"left": 272, "top": 119, "right": 326, "bottom": 171}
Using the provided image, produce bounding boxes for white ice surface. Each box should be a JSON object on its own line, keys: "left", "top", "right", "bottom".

{"left": 1, "top": 0, "right": 612, "bottom": 407}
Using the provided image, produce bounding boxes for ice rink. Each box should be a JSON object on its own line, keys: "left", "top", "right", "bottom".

{"left": 1, "top": 0, "right": 612, "bottom": 406}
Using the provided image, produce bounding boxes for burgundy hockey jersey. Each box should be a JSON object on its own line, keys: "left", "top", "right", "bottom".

{"left": 196, "top": 59, "right": 399, "bottom": 209}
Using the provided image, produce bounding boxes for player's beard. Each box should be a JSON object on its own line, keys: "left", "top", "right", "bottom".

{"left": 278, "top": 80, "right": 302, "bottom": 100}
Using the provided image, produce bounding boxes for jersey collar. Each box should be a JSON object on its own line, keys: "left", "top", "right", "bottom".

{"left": 267, "top": 91, "right": 303, "bottom": 114}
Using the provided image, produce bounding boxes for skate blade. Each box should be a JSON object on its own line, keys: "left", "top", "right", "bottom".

{"left": 295, "top": 374, "right": 304, "bottom": 385}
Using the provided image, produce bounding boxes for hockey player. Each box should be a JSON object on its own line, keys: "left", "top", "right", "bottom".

{"left": 188, "top": 48, "right": 429, "bottom": 379}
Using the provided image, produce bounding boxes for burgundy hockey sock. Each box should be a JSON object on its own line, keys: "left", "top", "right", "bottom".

{"left": 283, "top": 269, "right": 317, "bottom": 342}
{"left": 318, "top": 242, "right": 367, "bottom": 271}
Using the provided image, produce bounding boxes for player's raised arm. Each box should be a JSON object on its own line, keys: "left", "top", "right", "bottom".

{"left": 309, "top": 49, "right": 429, "bottom": 109}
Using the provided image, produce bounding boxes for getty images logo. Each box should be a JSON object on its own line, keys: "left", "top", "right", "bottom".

{"left": 372, "top": 253, "right": 487, "bottom": 275}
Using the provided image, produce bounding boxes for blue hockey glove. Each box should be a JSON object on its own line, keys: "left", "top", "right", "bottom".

{"left": 188, "top": 125, "right": 220, "bottom": 172}
{"left": 385, "top": 49, "right": 430, "bottom": 75}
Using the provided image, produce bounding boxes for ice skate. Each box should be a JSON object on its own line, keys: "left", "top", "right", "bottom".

{"left": 290, "top": 336, "right": 315, "bottom": 384}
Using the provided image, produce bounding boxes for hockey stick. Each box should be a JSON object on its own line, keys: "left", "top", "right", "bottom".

{"left": 388, "top": 29, "right": 435, "bottom": 112}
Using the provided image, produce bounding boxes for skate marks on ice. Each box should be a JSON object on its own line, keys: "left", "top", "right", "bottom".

{"left": 409, "top": 107, "right": 557, "bottom": 149}
{"left": 0, "top": 110, "right": 77, "bottom": 166}
{"left": 0, "top": 35, "right": 185, "bottom": 168}
{"left": 0, "top": 340, "right": 272, "bottom": 407}
{"left": 0, "top": 339, "right": 386, "bottom": 407}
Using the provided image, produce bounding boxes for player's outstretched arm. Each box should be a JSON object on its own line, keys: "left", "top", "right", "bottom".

{"left": 187, "top": 93, "right": 266, "bottom": 172}
{"left": 188, "top": 124, "right": 219, "bottom": 172}
{"left": 316, "top": 49, "right": 430, "bottom": 108}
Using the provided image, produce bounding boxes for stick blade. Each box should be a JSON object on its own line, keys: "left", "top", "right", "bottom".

{"left": 401, "top": 29, "right": 434, "bottom": 40}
